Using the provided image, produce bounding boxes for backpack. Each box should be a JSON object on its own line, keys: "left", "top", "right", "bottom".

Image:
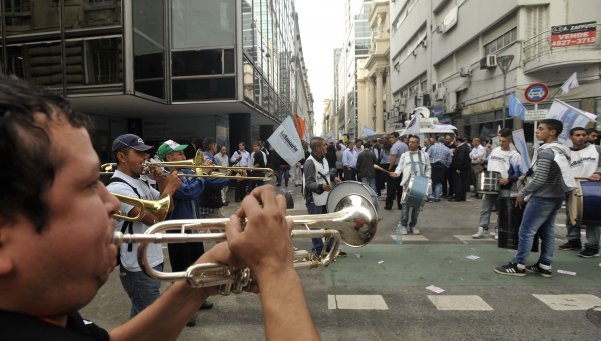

{"left": 107, "top": 177, "right": 140, "bottom": 266}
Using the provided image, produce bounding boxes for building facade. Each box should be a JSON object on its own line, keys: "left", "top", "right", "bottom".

{"left": 1, "top": 0, "right": 313, "bottom": 161}
{"left": 389, "top": 0, "right": 601, "bottom": 141}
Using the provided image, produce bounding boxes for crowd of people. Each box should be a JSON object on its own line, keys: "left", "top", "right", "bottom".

{"left": 1, "top": 75, "right": 600, "bottom": 340}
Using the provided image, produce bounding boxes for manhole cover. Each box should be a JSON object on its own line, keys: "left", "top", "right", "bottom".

{"left": 586, "top": 306, "right": 601, "bottom": 328}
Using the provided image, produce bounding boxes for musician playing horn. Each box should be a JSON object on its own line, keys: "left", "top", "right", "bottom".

{"left": 472, "top": 128, "right": 525, "bottom": 239}
{"left": 558, "top": 127, "right": 601, "bottom": 257}
{"left": 390, "top": 135, "right": 431, "bottom": 235}
{"left": 0, "top": 76, "right": 319, "bottom": 341}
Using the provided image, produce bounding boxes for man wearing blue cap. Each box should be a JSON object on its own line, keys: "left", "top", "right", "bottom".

{"left": 107, "top": 134, "right": 182, "bottom": 318}
{"left": 157, "top": 140, "right": 213, "bottom": 324}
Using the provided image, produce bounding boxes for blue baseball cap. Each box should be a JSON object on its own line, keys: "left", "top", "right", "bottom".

{"left": 112, "top": 134, "right": 153, "bottom": 153}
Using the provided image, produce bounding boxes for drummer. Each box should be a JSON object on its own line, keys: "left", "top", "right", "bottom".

{"left": 472, "top": 128, "right": 525, "bottom": 239}
{"left": 558, "top": 127, "right": 601, "bottom": 257}
{"left": 389, "top": 135, "right": 431, "bottom": 235}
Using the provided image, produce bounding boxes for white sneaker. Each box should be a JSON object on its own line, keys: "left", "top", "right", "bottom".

{"left": 412, "top": 228, "right": 421, "bottom": 235}
{"left": 489, "top": 231, "right": 497, "bottom": 238}
{"left": 402, "top": 226, "right": 408, "bottom": 235}
{"left": 472, "top": 227, "right": 487, "bottom": 239}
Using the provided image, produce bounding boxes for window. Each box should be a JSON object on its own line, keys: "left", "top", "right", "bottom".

{"left": 484, "top": 28, "right": 517, "bottom": 55}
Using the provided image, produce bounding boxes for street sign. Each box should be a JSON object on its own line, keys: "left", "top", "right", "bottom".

{"left": 524, "top": 83, "right": 549, "bottom": 103}
{"left": 524, "top": 109, "right": 549, "bottom": 122}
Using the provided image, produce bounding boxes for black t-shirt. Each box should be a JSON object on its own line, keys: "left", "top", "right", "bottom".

{"left": 0, "top": 310, "right": 109, "bottom": 341}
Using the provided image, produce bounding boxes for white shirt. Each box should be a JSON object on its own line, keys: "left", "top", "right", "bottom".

{"left": 214, "top": 152, "right": 230, "bottom": 174}
{"left": 231, "top": 149, "right": 251, "bottom": 167}
{"left": 470, "top": 145, "right": 486, "bottom": 164}
{"left": 487, "top": 147, "right": 521, "bottom": 179}
{"left": 107, "top": 170, "right": 163, "bottom": 272}
{"left": 570, "top": 144, "right": 601, "bottom": 178}
{"left": 393, "top": 150, "right": 432, "bottom": 187}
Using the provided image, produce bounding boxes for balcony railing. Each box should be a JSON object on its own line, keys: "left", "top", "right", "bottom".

{"left": 523, "top": 24, "right": 601, "bottom": 63}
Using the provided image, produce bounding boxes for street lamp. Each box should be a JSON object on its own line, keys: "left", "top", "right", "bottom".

{"left": 497, "top": 55, "right": 514, "bottom": 128}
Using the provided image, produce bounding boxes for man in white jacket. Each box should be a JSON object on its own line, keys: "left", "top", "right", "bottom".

{"left": 390, "top": 135, "right": 431, "bottom": 235}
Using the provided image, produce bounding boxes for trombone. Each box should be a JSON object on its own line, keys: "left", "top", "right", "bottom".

{"left": 113, "top": 194, "right": 378, "bottom": 295}
{"left": 101, "top": 150, "right": 274, "bottom": 181}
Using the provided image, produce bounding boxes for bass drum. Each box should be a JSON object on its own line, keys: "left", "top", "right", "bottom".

{"left": 327, "top": 181, "right": 379, "bottom": 213}
{"left": 478, "top": 171, "right": 500, "bottom": 194}
{"left": 567, "top": 179, "right": 601, "bottom": 226}
{"left": 401, "top": 176, "right": 431, "bottom": 209}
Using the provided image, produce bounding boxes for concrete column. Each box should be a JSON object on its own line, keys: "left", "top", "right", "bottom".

{"left": 229, "top": 113, "right": 251, "bottom": 155}
{"left": 368, "top": 77, "right": 375, "bottom": 131}
{"left": 375, "top": 70, "right": 385, "bottom": 134}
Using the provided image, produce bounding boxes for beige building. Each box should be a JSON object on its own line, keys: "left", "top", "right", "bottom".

{"left": 389, "top": 0, "right": 601, "bottom": 140}
{"left": 357, "top": 0, "right": 392, "bottom": 136}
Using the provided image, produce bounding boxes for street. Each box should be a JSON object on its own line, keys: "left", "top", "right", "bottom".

{"left": 81, "top": 186, "right": 601, "bottom": 340}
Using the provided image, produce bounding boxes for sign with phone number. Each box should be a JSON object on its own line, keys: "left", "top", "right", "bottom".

{"left": 551, "top": 21, "right": 597, "bottom": 47}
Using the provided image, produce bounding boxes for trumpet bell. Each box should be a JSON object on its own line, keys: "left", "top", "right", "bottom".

{"left": 112, "top": 193, "right": 171, "bottom": 223}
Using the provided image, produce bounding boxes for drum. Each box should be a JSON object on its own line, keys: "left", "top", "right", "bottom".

{"left": 401, "top": 176, "right": 431, "bottom": 208}
{"left": 326, "top": 181, "right": 379, "bottom": 213}
{"left": 497, "top": 196, "right": 539, "bottom": 252}
{"left": 567, "top": 179, "right": 601, "bottom": 226}
{"left": 477, "top": 171, "right": 500, "bottom": 194}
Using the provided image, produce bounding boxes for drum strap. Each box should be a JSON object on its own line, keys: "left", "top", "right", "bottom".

{"left": 409, "top": 152, "right": 425, "bottom": 177}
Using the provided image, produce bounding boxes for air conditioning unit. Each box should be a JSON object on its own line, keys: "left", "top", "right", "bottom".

{"left": 435, "top": 87, "right": 446, "bottom": 101}
{"left": 480, "top": 55, "right": 497, "bottom": 69}
{"left": 432, "top": 82, "right": 444, "bottom": 91}
{"left": 459, "top": 67, "right": 472, "bottom": 77}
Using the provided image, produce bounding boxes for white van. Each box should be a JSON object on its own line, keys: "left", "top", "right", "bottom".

{"left": 396, "top": 107, "right": 456, "bottom": 144}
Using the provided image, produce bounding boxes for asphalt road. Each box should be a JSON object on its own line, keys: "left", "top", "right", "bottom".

{"left": 81, "top": 185, "right": 601, "bottom": 340}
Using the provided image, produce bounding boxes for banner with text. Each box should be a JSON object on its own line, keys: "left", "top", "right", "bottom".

{"left": 551, "top": 21, "right": 597, "bottom": 47}
{"left": 268, "top": 116, "right": 306, "bottom": 167}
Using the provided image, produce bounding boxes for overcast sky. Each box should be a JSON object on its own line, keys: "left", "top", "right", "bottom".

{"left": 294, "top": 0, "right": 345, "bottom": 136}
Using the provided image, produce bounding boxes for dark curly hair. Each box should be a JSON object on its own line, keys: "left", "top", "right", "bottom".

{"left": 0, "top": 76, "right": 91, "bottom": 232}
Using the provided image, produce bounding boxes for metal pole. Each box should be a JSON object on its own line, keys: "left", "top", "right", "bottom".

{"left": 502, "top": 73, "right": 507, "bottom": 129}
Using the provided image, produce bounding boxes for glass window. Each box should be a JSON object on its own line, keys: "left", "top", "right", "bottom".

{"left": 224, "top": 48, "right": 235, "bottom": 74}
{"left": 243, "top": 56, "right": 254, "bottom": 102}
{"left": 5, "top": 0, "right": 60, "bottom": 36}
{"left": 65, "top": 37, "right": 123, "bottom": 88}
{"left": 172, "top": 77, "right": 235, "bottom": 101}
{"left": 133, "top": 0, "right": 165, "bottom": 99}
{"left": 64, "top": 0, "right": 122, "bottom": 31}
{"left": 172, "top": 0, "right": 235, "bottom": 49}
{"left": 172, "top": 49, "right": 223, "bottom": 76}
{"left": 6, "top": 41, "right": 63, "bottom": 88}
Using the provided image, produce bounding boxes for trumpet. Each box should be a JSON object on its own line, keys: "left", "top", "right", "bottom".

{"left": 111, "top": 193, "right": 171, "bottom": 223}
{"left": 101, "top": 150, "right": 274, "bottom": 181}
{"left": 113, "top": 194, "right": 378, "bottom": 295}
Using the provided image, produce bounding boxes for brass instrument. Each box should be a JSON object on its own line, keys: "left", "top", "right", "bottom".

{"left": 101, "top": 150, "right": 274, "bottom": 181}
{"left": 111, "top": 193, "right": 170, "bottom": 223}
{"left": 113, "top": 194, "right": 377, "bottom": 295}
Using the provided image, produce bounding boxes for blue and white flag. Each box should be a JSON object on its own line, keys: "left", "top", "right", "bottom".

{"left": 508, "top": 94, "right": 527, "bottom": 121}
{"left": 325, "top": 132, "right": 334, "bottom": 143}
{"left": 546, "top": 100, "right": 597, "bottom": 146}
{"left": 267, "top": 116, "right": 305, "bottom": 167}
{"left": 403, "top": 114, "right": 421, "bottom": 136}
{"left": 362, "top": 125, "right": 376, "bottom": 136}
{"left": 512, "top": 129, "right": 531, "bottom": 169}
{"left": 560, "top": 72, "right": 579, "bottom": 95}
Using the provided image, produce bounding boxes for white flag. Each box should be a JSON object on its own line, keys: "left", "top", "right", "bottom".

{"left": 267, "top": 116, "right": 305, "bottom": 166}
{"left": 546, "top": 100, "right": 597, "bottom": 146}
{"left": 512, "top": 129, "right": 531, "bottom": 169}
{"left": 560, "top": 72, "right": 579, "bottom": 95}
{"left": 403, "top": 115, "right": 421, "bottom": 136}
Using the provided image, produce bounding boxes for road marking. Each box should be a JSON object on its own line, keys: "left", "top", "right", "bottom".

{"left": 533, "top": 294, "right": 601, "bottom": 310}
{"left": 454, "top": 235, "right": 495, "bottom": 242}
{"left": 389, "top": 234, "right": 428, "bottom": 242}
{"left": 428, "top": 295, "right": 494, "bottom": 311}
{"left": 327, "top": 295, "right": 388, "bottom": 310}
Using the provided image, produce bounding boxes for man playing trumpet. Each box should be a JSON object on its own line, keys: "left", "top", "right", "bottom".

{"left": 0, "top": 76, "right": 319, "bottom": 340}
{"left": 108, "top": 134, "right": 182, "bottom": 318}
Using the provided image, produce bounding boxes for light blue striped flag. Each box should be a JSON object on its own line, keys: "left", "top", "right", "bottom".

{"left": 508, "top": 94, "right": 527, "bottom": 121}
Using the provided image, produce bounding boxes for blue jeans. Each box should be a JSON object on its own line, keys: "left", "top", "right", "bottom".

{"left": 565, "top": 210, "right": 601, "bottom": 250}
{"left": 431, "top": 182, "right": 442, "bottom": 199}
{"left": 306, "top": 201, "right": 333, "bottom": 253}
{"left": 276, "top": 168, "right": 290, "bottom": 185}
{"left": 120, "top": 263, "right": 163, "bottom": 318}
{"left": 479, "top": 193, "right": 498, "bottom": 230}
{"left": 400, "top": 205, "right": 420, "bottom": 228}
{"left": 360, "top": 177, "right": 377, "bottom": 193}
{"left": 511, "top": 197, "right": 563, "bottom": 266}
